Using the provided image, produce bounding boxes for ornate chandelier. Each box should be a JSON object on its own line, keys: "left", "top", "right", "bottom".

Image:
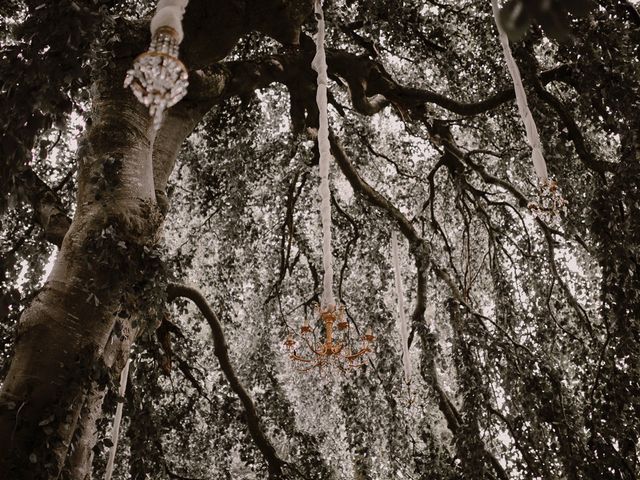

{"left": 527, "top": 179, "right": 568, "bottom": 222}
{"left": 283, "top": 0, "right": 375, "bottom": 372}
{"left": 124, "top": 0, "right": 189, "bottom": 130}
{"left": 284, "top": 304, "right": 375, "bottom": 371}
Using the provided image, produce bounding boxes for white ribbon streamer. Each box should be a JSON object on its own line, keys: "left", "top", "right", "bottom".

{"left": 491, "top": 0, "right": 548, "bottom": 182}
{"left": 104, "top": 359, "right": 131, "bottom": 480}
{"left": 151, "top": 0, "right": 189, "bottom": 42}
{"left": 391, "top": 231, "right": 411, "bottom": 383}
{"left": 312, "top": 0, "right": 335, "bottom": 308}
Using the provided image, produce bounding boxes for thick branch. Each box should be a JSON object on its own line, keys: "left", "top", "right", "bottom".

{"left": 328, "top": 132, "right": 467, "bottom": 303}
{"left": 534, "top": 85, "right": 616, "bottom": 174}
{"left": 327, "top": 133, "right": 418, "bottom": 243}
{"left": 15, "top": 168, "right": 72, "bottom": 248}
{"left": 413, "top": 258, "right": 508, "bottom": 480}
{"left": 166, "top": 283, "right": 286, "bottom": 478}
{"left": 324, "top": 47, "right": 571, "bottom": 116}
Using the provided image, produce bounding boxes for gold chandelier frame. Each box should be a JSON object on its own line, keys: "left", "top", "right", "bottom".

{"left": 284, "top": 303, "right": 374, "bottom": 372}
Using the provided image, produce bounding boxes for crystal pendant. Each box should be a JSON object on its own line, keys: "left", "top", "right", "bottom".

{"left": 124, "top": 27, "right": 189, "bottom": 131}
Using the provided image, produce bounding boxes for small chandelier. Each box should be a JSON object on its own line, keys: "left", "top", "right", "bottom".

{"left": 283, "top": 1, "right": 375, "bottom": 374}
{"left": 528, "top": 178, "right": 568, "bottom": 222}
{"left": 124, "top": 26, "right": 189, "bottom": 130}
{"left": 284, "top": 303, "right": 375, "bottom": 372}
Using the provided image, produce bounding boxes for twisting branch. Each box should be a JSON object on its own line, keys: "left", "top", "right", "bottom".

{"left": 514, "top": 44, "right": 616, "bottom": 175}
{"left": 266, "top": 169, "right": 307, "bottom": 305}
{"left": 330, "top": 191, "right": 360, "bottom": 303}
{"left": 540, "top": 224, "right": 595, "bottom": 340}
{"left": 166, "top": 283, "right": 287, "bottom": 478}
{"left": 411, "top": 247, "right": 509, "bottom": 480}
{"left": 292, "top": 229, "right": 321, "bottom": 302}
{"left": 328, "top": 131, "right": 466, "bottom": 304}
{"left": 328, "top": 133, "right": 417, "bottom": 243}
{"left": 534, "top": 85, "right": 615, "bottom": 174}
{"left": 327, "top": 129, "right": 512, "bottom": 480}
{"left": 322, "top": 44, "right": 572, "bottom": 117}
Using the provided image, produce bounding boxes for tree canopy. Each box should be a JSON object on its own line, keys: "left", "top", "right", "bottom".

{"left": 1, "top": 0, "right": 639, "bottom": 479}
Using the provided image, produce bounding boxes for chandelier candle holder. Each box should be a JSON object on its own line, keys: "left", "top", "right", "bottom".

{"left": 284, "top": 304, "right": 375, "bottom": 371}
{"left": 124, "top": 0, "right": 189, "bottom": 130}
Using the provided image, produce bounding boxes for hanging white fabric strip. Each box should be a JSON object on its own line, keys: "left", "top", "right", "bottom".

{"left": 491, "top": 0, "right": 548, "bottom": 182}
{"left": 151, "top": 0, "right": 189, "bottom": 42}
{"left": 391, "top": 231, "right": 411, "bottom": 383}
{"left": 312, "top": 0, "right": 335, "bottom": 308}
{"left": 104, "top": 359, "right": 131, "bottom": 480}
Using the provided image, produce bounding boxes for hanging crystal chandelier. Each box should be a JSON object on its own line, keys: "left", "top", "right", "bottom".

{"left": 284, "top": 304, "right": 375, "bottom": 372}
{"left": 124, "top": 1, "right": 189, "bottom": 130}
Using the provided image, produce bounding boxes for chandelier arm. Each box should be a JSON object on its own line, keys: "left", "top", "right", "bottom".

{"left": 290, "top": 353, "right": 315, "bottom": 363}
{"left": 345, "top": 346, "right": 370, "bottom": 361}
{"left": 297, "top": 362, "right": 323, "bottom": 373}
{"left": 300, "top": 334, "right": 325, "bottom": 356}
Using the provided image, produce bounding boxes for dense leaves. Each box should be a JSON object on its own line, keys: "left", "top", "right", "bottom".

{"left": 1, "top": 0, "right": 639, "bottom": 479}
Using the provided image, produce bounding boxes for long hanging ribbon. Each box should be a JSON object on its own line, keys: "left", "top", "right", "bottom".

{"left": 104, "top": 359, "right": 131, "bottom": 480}
{"left": 311, "top": 0, "right": 335, "bottom": 308}
{"left": 491, "top": 0, "right": 548, "bottom": 183}
{"left": 391, "top": 232, "right": 411, "bottom": 383}
{"left": 150, "top": 0, "right": 189, "bottom": 42}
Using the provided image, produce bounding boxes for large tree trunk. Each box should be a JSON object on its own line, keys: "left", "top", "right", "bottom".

{"left": 61, "top": 318, "right": 139, "bottom": 480}
{"left": 0, "top": 58, "right": 160, "bottom": 479}
{"left": 0, "top": 2, "right": 317, "bottom": 478}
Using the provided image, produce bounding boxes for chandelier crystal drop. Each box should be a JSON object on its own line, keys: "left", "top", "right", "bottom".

{"left": 124, "top": 27, "right": 189, "bottom": 131}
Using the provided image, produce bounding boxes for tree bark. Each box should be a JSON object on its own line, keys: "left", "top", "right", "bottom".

{"left": 0, "top": 57, "right": 159, "bottom": 478}
{"left": 0, "top": 1, "right": 322, "bottom": 478}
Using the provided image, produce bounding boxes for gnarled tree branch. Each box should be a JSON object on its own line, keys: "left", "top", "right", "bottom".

{"left": 166, "top": 282, "right": 287, "bottom": 478}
